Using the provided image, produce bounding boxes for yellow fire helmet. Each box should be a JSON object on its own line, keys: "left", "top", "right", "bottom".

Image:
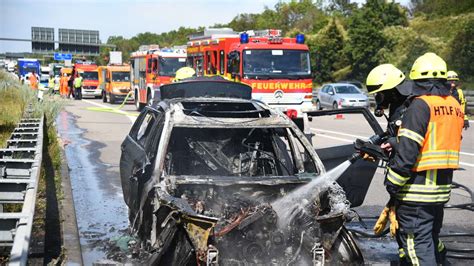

{"left": 366, "top": 64, "right": 405, "bottom": 94}
{"left": 174, "top": 67, "right": 196, "bottom": 82}
{"left": 409, "top": 52, "right": 447, "bottom": 80}
{"left": 447, "top": 70, "right": 459, "bottom": 81}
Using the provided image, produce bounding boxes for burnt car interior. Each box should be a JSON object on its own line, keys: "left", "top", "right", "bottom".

{"left": 120, "top": 80, "right": 378, "bottom": 265}
{"left": 165, "top": 127, "right": 317, "bottom": 177}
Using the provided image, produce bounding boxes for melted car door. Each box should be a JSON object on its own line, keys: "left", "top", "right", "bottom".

{"left": 306, "top": 107, "right": 384, "bottom": 207}
{"left": 120, "top": 108, "right": 159, "bottom": 209}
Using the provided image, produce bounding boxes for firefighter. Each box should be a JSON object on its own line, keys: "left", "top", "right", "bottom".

{"left": 381, "top": 53, "right": 464, "bottom": 265}
{"left": 447, "top": 71, "right": 470, "bottom": 130}
{"left": 366, "top": 64, "right": 413, "bottom": 241}
{"left": 73, "top": 72, "right": 83, "bottom": 100}
{"left": 366, "top": 63, "right": 412, "bottom": 121}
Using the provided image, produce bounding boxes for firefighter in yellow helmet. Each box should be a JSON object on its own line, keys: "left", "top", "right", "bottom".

{"left": 173, "top": 67, "right": 196, "bottom": 82}
{"left": 447, "top": 70, "right": 469, "bottom": 129}
{"left": 382, "top": 53, "right": 463, "bottom": 265}
{"left": 366, "top": 64, "right": 413, "bottom": 249}
{"left": 366, "top": 63, "right": 412, "bottom": 120}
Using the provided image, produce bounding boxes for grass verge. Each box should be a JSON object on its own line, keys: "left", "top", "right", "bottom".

{"left": 0, "top": 70, "right": 65, "bottom": 263}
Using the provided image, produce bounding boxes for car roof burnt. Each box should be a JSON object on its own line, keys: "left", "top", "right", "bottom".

{"left": 160, "top": 78, "right": 252, "bottom": 100}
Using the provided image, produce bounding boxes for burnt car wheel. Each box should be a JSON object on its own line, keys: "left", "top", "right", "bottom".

{"left": 328, "top": 227, "right": 364, "bottom": 264}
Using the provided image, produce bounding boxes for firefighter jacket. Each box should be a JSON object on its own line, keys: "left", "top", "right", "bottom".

{"left": 385, "top": 80, "right": 464, "bottom": 204}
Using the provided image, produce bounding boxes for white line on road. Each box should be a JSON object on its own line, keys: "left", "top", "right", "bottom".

{"left": 311, "top": 128, "right": 367, "bottom": 139}
{"left": 82, "top": 99, "right": 137, "bottom": 124}
{"left": 311, "top": 127, "right": 474, "bottom": 167}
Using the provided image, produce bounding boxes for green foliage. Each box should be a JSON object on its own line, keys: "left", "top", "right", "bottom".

{"left": 382, "top": 26, "right": 445, "bottom": 74}
{"left": 410, "top": 0, "right": 474, "bottom": 17}
{"left": 228, "top": 0, "right": 328, "bottom": 35}
{"left": 346, "top": 0, "right": 407, "bottom": 80}
{"left": 448, "top": 18, "right": 474, "bottom": 83}
{"left": 308, "top": 18, "right": 348, "bottom": 82}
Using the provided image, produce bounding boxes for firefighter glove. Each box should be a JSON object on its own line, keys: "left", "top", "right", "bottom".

{"left": 388, "top": 205, "right": 399, "bottom": 237}
{"left": 464, "top": 120, "right": 470, "bottom": 130}
{"left": 373, "top": 207, "right": 389, "bottom": 235}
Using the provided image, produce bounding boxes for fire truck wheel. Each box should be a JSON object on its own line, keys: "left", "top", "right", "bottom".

{"left": 102, "top": 91, "right": 107, "bottom": 103}
{"left": 135, "top": 90, "right": 145, "bottom": 111}
{"left": 147, "top": 91, "right": 152, "bottom": 106}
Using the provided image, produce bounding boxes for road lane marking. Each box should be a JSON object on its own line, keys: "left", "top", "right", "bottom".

{"left": 460, "top": 162, "right": 474, "bottom": 167}
{"left": 311, "top": 128, "right": 473, "bottom": 167}
{"left": 82, "top": 99, "right": 137, "bottom": 124}
{"left": 311, "top": 128, "right": 367, "bottom": 139}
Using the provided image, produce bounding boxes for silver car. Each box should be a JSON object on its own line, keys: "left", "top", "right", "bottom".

{"left": 315, "top": 83, "right": 369, "bottom": 110}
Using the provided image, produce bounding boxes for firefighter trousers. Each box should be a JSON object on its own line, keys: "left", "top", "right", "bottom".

{"left": 396, "top": 203, "right": 446, "bottom": 265}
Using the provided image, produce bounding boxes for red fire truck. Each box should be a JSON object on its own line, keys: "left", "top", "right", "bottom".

{"left": 130, "top": 45, "right": 187, "bottom": 110}
{"left": 75, "top": 61, "right": 100, "bottom": 98}
{"left": 187, "top": 28, "right": 313, "bottom": 128}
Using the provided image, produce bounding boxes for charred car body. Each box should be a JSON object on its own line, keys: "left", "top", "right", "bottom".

{"left": 120, "top": 78, "right": 377, "bottom": 265}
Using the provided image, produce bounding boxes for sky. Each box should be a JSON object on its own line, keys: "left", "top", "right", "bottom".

{"left": 0, "top": 0, "right": 409, "bottom": 53}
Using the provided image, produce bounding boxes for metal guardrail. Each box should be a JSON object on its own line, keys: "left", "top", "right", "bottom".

{"left": 0, "top": 107, "right": 43, "bottom": 266}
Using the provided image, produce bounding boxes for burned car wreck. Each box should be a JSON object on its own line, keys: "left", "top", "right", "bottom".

{"left": 120, "top": 79, "right": 367, "bottom": 265}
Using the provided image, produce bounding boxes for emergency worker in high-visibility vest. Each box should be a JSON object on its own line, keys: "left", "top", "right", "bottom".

{"left": 383, "top": 53, "right": 464, "bottom": 265}
{"left": 60, "top": 73, "right": 69, "bottom": 97}
{"left": 447, "top": 70, "right": 469, "bottom": 130}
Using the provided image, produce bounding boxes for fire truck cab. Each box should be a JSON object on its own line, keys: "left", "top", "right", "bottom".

{"left": 187, "top": 28, "right": 314, "bottom": 128}
{"left": 75, "top": 61, "right": 100, "bottom": 98}
{"left": 130, "top": 45, "right": 187, "bottom": 110}
{"left": 98, "top": 65, "right": 133, "bottom": 104}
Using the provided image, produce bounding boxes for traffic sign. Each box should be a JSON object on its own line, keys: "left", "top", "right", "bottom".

{"left": 54, "top": 53, "right": 73, "bottom": 61}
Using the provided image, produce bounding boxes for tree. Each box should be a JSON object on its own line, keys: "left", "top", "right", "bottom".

{"left": 346, "top": 0, "right": 407, "bottom": 80}
{"left": 448, "top": 19, "right": 474, "bottom": 83}
{"left": 410, "top": 0, "right": 474, "bottom": 17}
{"left": 308, "top": 18, "right": 348, "bottom": 83}
{"left": 325, "top": 0, "right": 357, "bottom": 17}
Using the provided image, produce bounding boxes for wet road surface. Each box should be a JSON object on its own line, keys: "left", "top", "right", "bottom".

{"left": 56, "top": 99, "right": 135, "bottom": 264}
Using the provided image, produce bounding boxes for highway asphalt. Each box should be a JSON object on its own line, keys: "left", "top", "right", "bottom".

{"left": 58, "top": 98, "right": 474, "bottom": 264}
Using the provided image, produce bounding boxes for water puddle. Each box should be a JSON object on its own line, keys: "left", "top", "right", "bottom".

{"left": 56, "top": 111, "right": 131, "bottom": 264}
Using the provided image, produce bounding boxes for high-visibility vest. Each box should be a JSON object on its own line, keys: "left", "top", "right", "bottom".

{"left": 389, "top": 95, "right": 464, "bottom": 204}
{"left": 74, "top": 77, "right": 83, "bottom": 88}
{"left": 413, "top": 95, "right": 464, "bottom": 171}
{"left": 48, "top": 78, "right": 55, "bottom": 88}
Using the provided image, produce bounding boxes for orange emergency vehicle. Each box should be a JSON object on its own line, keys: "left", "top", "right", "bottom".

{"left": 187, "top": 28, "right": 313, "bottom": 127}
{"left": 75, "top": 62, "right": 100, "bottom": 98}
{"left": 130, "top": 45, "right": 187, "bottom": 110}
{"left": 98, "top": 65, "right": 133, "bottom": 104}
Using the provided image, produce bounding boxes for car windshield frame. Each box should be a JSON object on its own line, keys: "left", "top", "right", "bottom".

{"left": 111, "top": 71, "right": 130, "bottom": 82}
{"left": 159, "top": 57, "right": 187, "bottom": 77}
{"left": 243, "top": 49, "right": 311, "bottom": 79}
{"left": 162, "top": 125, "right": 319, "bottom": 178}
{"left": 82, "top": 71, "right": 99, "bottom": 80}
{"left": 334, "top": 85, "right": 361, "bottom": 94}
